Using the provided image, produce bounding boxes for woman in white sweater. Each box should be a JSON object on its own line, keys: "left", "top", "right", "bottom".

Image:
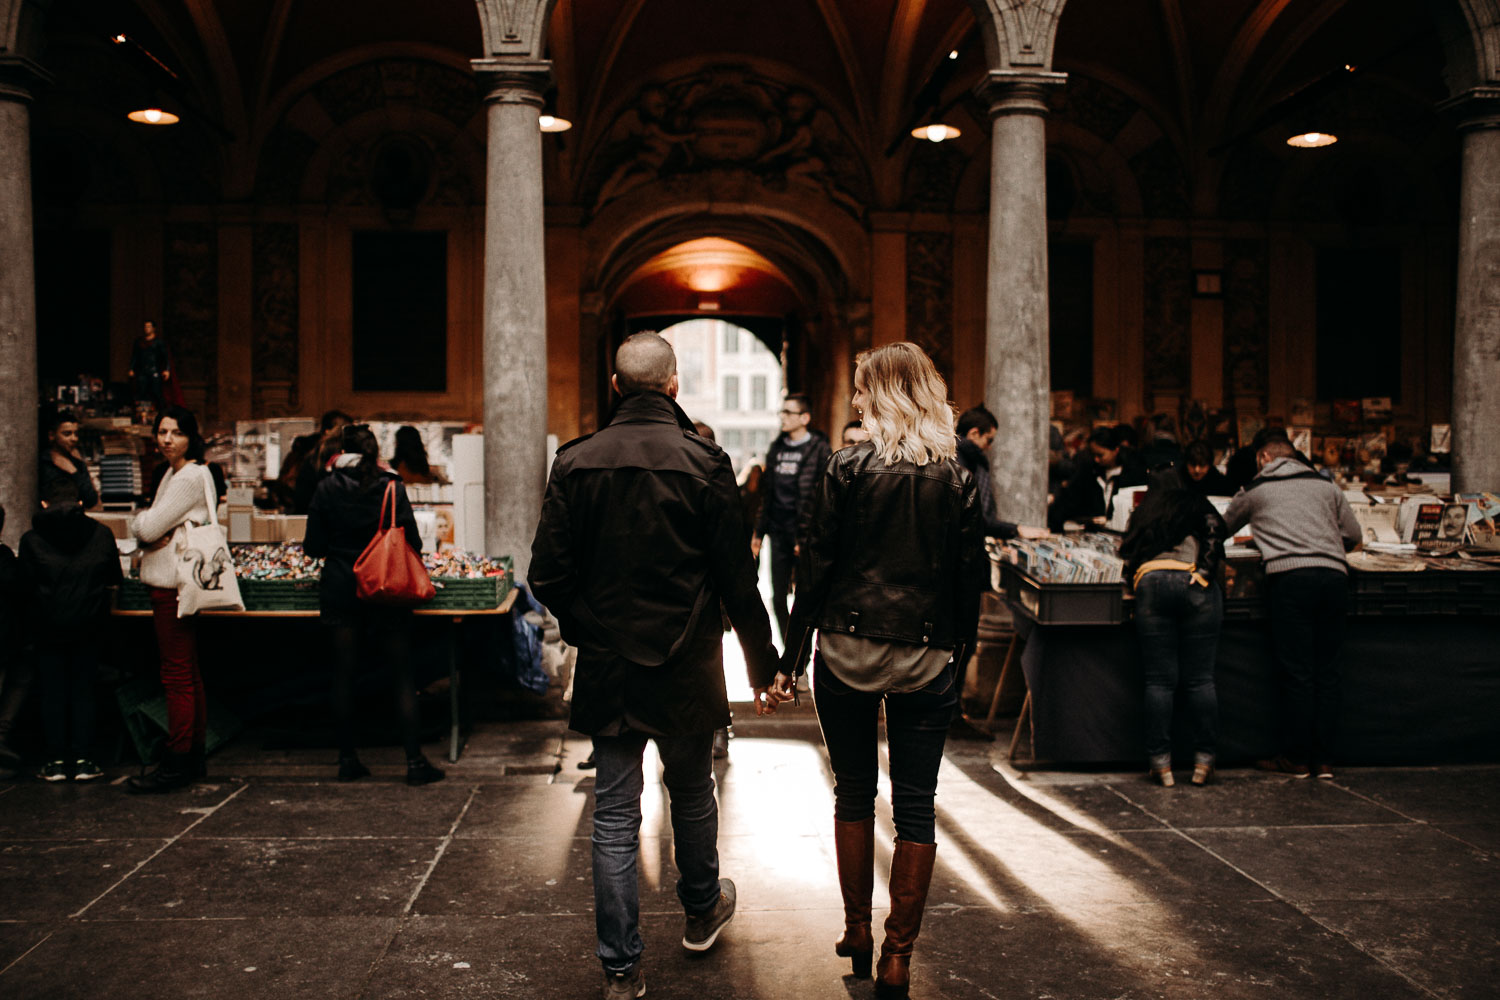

{"left": 128, "top": 407, "right": 214, "bottom": 793}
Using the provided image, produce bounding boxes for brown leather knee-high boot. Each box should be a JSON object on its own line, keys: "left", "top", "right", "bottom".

{"left": 875, "top": 839, "right": 937, "bottom": 1000}
{"left": 833, "top": 817, "right": 875, "bottom": 976}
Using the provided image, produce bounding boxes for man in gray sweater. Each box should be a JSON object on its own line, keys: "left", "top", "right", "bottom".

{"left": 1223, "top": 439, "right": 1362, "bottom": 779}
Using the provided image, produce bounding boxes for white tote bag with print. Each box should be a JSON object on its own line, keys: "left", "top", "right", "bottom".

{"left": 176, "top": 468, "right": 244, "bottom": 616}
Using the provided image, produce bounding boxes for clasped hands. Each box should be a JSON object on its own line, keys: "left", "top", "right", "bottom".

{"left": 752, "top": 672, "right": 796, "bottom": 716}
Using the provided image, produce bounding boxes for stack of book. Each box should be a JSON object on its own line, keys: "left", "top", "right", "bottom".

{"left": 1007, "top": 534, "right": 1125, "bottom": 584}
{"left": 97, "top": 454, "right": 142, "bottom": 504}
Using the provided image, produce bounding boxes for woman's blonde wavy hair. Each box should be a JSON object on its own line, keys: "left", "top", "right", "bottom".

{"left": 854, "top": 342, "right": 957, "bottom": 467}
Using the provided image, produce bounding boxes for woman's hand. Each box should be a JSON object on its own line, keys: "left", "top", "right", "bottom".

{"left": 752, "top": 672, "right": 797, "bottom": 715}
{"left": 1016, "top": 524, "right": 1050, "bottom": 540}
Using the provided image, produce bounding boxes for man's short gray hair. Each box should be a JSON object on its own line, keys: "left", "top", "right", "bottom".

{"left": 615, "top": 332, "right": 677, "bottom": 394}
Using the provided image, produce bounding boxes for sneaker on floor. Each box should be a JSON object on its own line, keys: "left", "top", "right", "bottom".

{"left": 712, "top": 728, "right": 729, "bottom": 759}
{"left": 72, "top": 759, "right": 104, "bottom": 782}
{"left": 682, "top": 877, "right": 736, "bottom": 952}
{"left": 601, "top": 963, "right": 645, "bottom": 999}
{"left": 1256, "top": 756, "right": 1311, "bottom": 779}
{"left": 1314, "top": 763, "right": 1335, "bottom": 780}
{"left": 39, "top": 760, "right": 69, "bottom": 783}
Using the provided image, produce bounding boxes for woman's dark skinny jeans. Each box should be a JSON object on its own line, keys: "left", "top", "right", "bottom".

{"left": 1133, "top": 570, "right": 1223, "bottom": 768}
{"left": 813, "top": 652, "right": 956, "bottom": 845}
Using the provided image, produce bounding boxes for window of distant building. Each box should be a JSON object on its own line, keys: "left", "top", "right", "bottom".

{"left": 723, "top": 324, "right": 740, "bottom": 353}
{"left": 751, "top": 374, "right": 767, "bottom": 412}
{"left": 723, "top": 375, "right": 740, "bottom": 411}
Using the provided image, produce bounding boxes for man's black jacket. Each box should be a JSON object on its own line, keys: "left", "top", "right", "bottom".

{"left": 781, "top": 441, "right": 983, "bottom": 675}
{"left": 756, "top": 429, "right": 833, "bottom": 541}
{"left": 303, "top": 467, "right": 422, "bottom": 612}
{"left": 955, "top": 436, "right": 1019, "bottom": 541}
{"left": 530, "top": 392, "right": 778, "bottom": 736}
{"left": 19, "top": 503, "right": 123, "bottom": 631}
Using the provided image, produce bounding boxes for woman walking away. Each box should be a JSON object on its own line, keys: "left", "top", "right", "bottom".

{"left": 303, "top": 424, "right": 444, "bottom": 786}
{"left": 1120, "top": 469, "right": 1228, "bottom": 787}
{"left": 772, "top": 342, "right": 983, "bottom": 999}
{"left": 128, "top": 407, "right": 215, "bottom": 793}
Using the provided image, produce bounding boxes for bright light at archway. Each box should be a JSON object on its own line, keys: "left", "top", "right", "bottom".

{"left": 911, "top": 123, "right": 960, "bottom": 143}
{"left": 127, "top": 108, "right": 179, "bottom": 125}
{"left": 1287, "top": 131, "right": 1337, "bottom": 148}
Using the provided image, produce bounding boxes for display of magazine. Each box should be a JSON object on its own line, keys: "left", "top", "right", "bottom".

{"left": 1007, "top": 534, "right": 1125, "bottom": 584}
{"left": 1457, "top": 492, "right": 1500, "bottom": 551}
{"left": 1351, "top": 504, "right": 1401, "bottom": 545}
{"left": 1411, "top": 502, "right": 1467, "bottom": 555}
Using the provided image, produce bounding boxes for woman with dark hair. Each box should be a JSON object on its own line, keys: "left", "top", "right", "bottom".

{"left": 1120, "top": 469, "right": 1228, "bottom": 787}
{"left": 39, "top": 408, "right": 99, "bottom": 510}
{"left": 390, "top": 425, "right": 448, "bottom": 485}
{"left": 303, "top": 424, "right": 444, "bottom": 785}
{"left": 772, "top": 342, "right": 982, "bottom": 999}
{"left": 1182, "top": 440, "right": 1234, "bottom": 497}
{"left": 128, "top": 406, "right": 214, "bottom": 793}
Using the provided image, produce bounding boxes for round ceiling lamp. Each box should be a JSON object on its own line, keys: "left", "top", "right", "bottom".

{"left": 539, "top": 115, "right": 572, "bottom": 133}
{"left": 127, "top": 108, "right": 180, "bottom": 125}
{"left": 911, "top": 123, "right": 960, "bottom": 143}
{"left": 1286, "top": 131, "right": 1337, "bottom": 148}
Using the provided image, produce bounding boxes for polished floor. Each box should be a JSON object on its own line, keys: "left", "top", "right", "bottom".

{"left": 0, "top": 709, "right": 1495, "bottom": 1000}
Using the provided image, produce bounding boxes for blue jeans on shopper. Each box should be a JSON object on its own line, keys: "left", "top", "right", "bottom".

{"left": 813, "top": 654, "right": 957, "bottom": 844}
{"left": 1133, "top": 571, "right": 1223, "bottom": 767}
{"left": 591, "top": 729, "right": 721, "bottom": 973}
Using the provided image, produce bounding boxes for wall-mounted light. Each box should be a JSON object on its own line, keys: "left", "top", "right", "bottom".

{"left": 911, "top": 123, "right": 960, "bottom": 143}
{"left": 127, "top": 108, "right": 180, "bottom": 125}
{"left": 1286, "top": 131, "right": 1337, "bottom": 148}
{"left": 697, "top": 298, "right": 721, "bottom": 311}
{"left": 539, "top": 115, "right": 572, "bottom": 132}
{"left": 948, "top": 50, "right": 958, "bottom": 60}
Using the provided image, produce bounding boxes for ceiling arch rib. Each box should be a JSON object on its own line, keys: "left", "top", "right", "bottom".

{"left": 251, "top": 0, "right": 296, "bottom": 130}
{"left": 812, "top": 0, "right": 872, "bottom": 129}
{"left": 579, "top": 0, "right": 650, "bottom": 141}
{"left": 1199, "top": 0, "right": 1297, "bottom": 144}
{"left": 878, "top": 0, "right": 929, "bottom": 154}
{"left": 1158, "top": 0, "right": 1195, "bottom": 131}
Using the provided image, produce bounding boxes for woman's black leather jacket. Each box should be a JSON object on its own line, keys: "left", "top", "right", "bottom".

{"left": 780, "top": 441, "right": 983, "bottom": 676}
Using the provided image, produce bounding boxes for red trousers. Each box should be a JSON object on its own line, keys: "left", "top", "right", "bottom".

{"left": 149, "top": 587, "right": 207, "bottom": 753}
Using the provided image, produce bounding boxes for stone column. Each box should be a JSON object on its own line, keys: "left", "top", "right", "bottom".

{"left": 979, "top": 71, "right": 1065, "bottom": 526}
{"left": 1450, "top": 88, "right": 1500, "bottom": 493}
{"left": 0, "top": 58, "right": 45, "bottom": 546}
{"left": 473, "top": 59, "right": 550, "bottom": 579}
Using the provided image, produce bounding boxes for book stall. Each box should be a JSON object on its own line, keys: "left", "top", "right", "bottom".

{"left": 995, "top": 489, "right": 1500, "bottom": 766}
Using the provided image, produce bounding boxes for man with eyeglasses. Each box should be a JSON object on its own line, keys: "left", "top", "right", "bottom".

{"left": 752, "top": 394, "right": 832, "bottom": 644}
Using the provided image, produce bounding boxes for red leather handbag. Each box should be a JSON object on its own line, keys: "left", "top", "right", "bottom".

{"left": 353, "top": 480, "right": 436, "bottom": 605}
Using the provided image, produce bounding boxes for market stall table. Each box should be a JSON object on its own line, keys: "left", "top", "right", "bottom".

{"left": 111, "top": 588, "right": 518, "bottom": 762}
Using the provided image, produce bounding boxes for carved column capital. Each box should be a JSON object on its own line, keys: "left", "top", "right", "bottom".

{"left": 472, "top": 57, "right": 550, "bottom": 107}
{"left": 0, "top": 55, "right": 50, "bottom": 103}
{"left": 1441, "top": 86, "right": 1500, "bottom": 131}
{"left": 975, "top": 70, "right": 1067, "bottom": 120}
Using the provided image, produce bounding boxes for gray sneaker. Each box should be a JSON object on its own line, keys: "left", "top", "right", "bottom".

{"left": 602, "top": 964, "right": 645, "bottom": 999}
{"left": 682, "top": 877, "right": 736, "bottom": 952}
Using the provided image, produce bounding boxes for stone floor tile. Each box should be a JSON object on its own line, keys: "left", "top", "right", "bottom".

{"left": 1299, "top": 896, "right": 1500, "bottom": 1000}
{"left": 1190, "top": 824, "right": 1500, "bottom": 902}
{"left": 452, "top": 783, "right": 595, "bottom": 839}
{"left": 0, "top": 917, "right": 397, "bottom": 1000}
{"left": 1429, "top": 822, "right": 1500, "bottom": 855}
{"left": 185, "top": 782, "right": 473, "bottom": 840}
{"left": 1333, "top": 767, "right": 1500, "bottom": 826}
{"left": 0, "top": 781, "right": 242, "bottom": 840}
{"left": 0, "top": 921, "right": 54, "bottom": 970}
{"left": 1113, "top": 769, "right": 1412, "bottom": 829}
{"left": 0, "top": 840, "right": 168, "bottom": 920}
{"left": 93, "top": 838, "right": 442, "bottom": 919}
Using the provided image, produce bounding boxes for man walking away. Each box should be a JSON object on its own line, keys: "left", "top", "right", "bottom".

{"left": 530, "top": 332, "right": 781, "bottom": 999}
{"left": 951, "top": 406, "right": 1047, "bottom": 740}
{"left": 753, "top": 394, "right": 832, "bottom": 644}
{"left": 1223, "top": 438, "right": 1362, "bottom": 779}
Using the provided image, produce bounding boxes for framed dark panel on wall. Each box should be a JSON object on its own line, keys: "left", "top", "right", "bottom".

{"left": 36, "top": 229, "right": 110, "bottom": 382}
{"left": 352, "top": 231, "right": 447, "bottom": 392}
{"left": 1049, "top": 241, "right": 1094, "bottom": 396}
{"left": 1316, "top": 246, "right": 1401, "bottom": 402}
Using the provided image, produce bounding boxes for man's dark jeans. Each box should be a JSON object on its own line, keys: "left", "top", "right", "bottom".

{"left": 1132, "top": 571, "right": 1222, "bottom": 767}
{"left": 1267, "top": 567, "right": 1349, "bottom": 765}
{"left": 768, "top": 532, "right": 796, "bottom": 644}
{"left": 591, "top": 729, "right": 720, "bottom": 973}
{"left": 813, "top": 654, "right": 956, "bottom": 844}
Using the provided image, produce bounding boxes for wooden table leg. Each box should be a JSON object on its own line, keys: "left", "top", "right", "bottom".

{"left": 448, "top": 617, "right": 462, "bottom": 763}
{"left": 984, "top": 631, "right": 1024, "bottom": 726}
{"left": 1007, "top": 691, "right": 1033, "bottom": 762}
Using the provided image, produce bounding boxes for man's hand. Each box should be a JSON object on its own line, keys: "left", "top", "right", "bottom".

{"left": 752, "top": 672, "right": 796, "bottom": 716}
{"left": 1016, "top": 524, "right": 1050, "bottom": 540}
{"left": 750, "top": 535, "right": 762, "bottom": 560}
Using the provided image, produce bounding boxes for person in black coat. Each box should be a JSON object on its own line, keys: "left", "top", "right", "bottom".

{"left": 39, "top": 409, "right": 98, "bottom": 512}
{"left": 1182, "top": 440, "right": 1235, "bottom": 497}
{"left": 303, "top": 423, "right": 443, "bottom": 786}
{"left": 753, "top": 394, "right": 833, "bottom": 644}
{"left": 1048, "top": 425, "right": 1149, "bottom": 530}
{"left": 529, "top": 332, "right": 778, "bottom": 996}
{"left": 20, "top": 493, "right": 123, "bottom": 781}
